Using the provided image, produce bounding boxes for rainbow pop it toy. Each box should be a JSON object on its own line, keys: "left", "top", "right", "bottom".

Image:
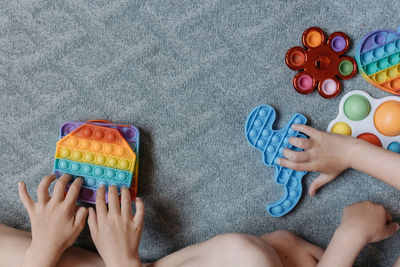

{"left": 355, "top": 25, "right": 400, "bottom": 95}
{"left": 54, "top": 120, "right": 139, "bottom": 204}
{"left": 245, "top": 105, "right": 308, "bottom": 217}
{"left": 286, "top": 27, "right": 357, "bottom": 98}
{"left": 328, "top": 90, "right": 400, "bottom": 152}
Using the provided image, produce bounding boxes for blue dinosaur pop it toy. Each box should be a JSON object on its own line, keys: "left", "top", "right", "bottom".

{"left": 245, "top": 105, "right": 308, "bottom": 217}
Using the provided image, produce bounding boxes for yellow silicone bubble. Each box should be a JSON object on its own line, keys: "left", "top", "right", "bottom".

{"left": 96, "top": 155, "right": 107, "bottom": 165}
{"left": 60, "top": 148, "right": 71, "bottom": 158}
{"left": 331, "top": 122, "right": 352, "bottom": 136}
{"left": 108, "top": 157, "right": 118, "bottom": 167}
{"left": 84, "top": 153, "right": 95, "bottom": 162}
{"left": 119, "top": 159, "right": 130, "bottom": 170}
{"left": 72, "top": 150, "right": 83, "bottom": 160}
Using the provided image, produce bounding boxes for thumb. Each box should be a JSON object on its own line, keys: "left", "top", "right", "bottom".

{"left": 383, "top": 222, "right": 400, "bottom": 239}
{"left": 308, "top": 173, "right": 338, "bottom": 196}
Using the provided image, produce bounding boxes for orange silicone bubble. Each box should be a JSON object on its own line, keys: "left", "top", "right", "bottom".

{"left": 357, "top": 133, "right": 382, "bottom": 147}
{"left": 374, "top": 100, "right": 400, "bottom": 136}
{"left": 305, "top": 30, "right": 323, "bottom": 48}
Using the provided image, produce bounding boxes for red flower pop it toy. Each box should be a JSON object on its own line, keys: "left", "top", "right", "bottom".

{"left": 285, "top": 27, "right": 358, "bottom": 98}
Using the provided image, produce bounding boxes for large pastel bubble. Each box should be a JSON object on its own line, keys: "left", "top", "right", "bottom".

{"left": 344, "top": 94, "right": 371, "bottom": 121}
{"left": 374, "top": 100, "right": 400, "bottom": 136}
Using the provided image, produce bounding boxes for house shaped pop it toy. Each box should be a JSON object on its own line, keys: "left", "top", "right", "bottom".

{"left": 245, "top": 105, "right": 308, "bottom": 217}
{"left": 355, "top": 25, "right": 400, "bottom": 95}
{"left": 54, "top": 121, "right": 139, "bottom": 204}
{"left": 286, "top": 27, "right": 357, "bottom": 98}
{"left": 328, "top": 90, "right": 400, "bottom": 152}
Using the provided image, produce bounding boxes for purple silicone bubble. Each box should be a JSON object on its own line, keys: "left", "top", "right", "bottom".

{"left": 124, "top": 128, "right": 136, "bottom": 141}
{"left": 331, "top": 36, "right": 346, "bottom": 52}
{"left": 361, "top": 35, "right": 376, "bottom": 52}
{"left": 62, "top": 124, "right": 77, "bottom": 135}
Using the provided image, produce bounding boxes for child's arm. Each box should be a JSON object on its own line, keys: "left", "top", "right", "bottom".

{"left": 18, "top": 174, "right": 88, "bottom": 267}
{"left": 278, "top": 124, "right": 400, "bottom": 195}
{"left": 87, "top": 185, "right": 144, "bottom": 267}
{"left": 317, "top": 201, "right": 399, "bottom": 267}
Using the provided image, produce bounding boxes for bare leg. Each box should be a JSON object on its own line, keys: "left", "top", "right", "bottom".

{"left": 393, "top": 257, "right": 400, "bottom": 267}
{"left": 261, "top": 230, "right": 324, "bottom": 267}
{"left": 0, "top": 223, "right": 105, "bottom": 267}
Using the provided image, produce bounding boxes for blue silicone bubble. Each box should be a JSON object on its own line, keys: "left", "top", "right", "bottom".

{"left": 245, "top": 105, "right": 308, "bottom": 217}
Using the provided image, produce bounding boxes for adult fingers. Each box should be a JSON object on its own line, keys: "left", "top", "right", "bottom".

{"left": 288, "top": 137, "right": 312, "bottom": 150}
{"left": 291, "top": 124, "right": 321, "bottom": 139}
{"left": 52, "top": 174, "right": 73, "bottom": 202}
{"left": 283, "top": 149, "right": 309, "bottom": 162}
{"left": 383, "top": 222, "right": 400, "bottom": 240}
{"left": 108, "top": 186, "right": 120, "bottom": 216}
{"left": 121, "top": 187, "right": 133, "bottom": 220}
{"left": 37, "top": 174, "right": 56, "bottom": 203}
{"left": 64, "top": 177, "right": 84, "bottom": 208}
{"left": 18, "top": 182, "right": 35, "bottom": 213}
{"left": 95, "top": 185, "right": 107, "bottom": 217}
{"left": 308, "top": 173, "right": 337, "bottom": 196}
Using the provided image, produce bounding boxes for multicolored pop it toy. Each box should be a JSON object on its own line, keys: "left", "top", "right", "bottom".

{"left": 355, "top": 25, "right": 400, "bottom": 95}
{"left": 328, "top": 90, "right": 400, "bottom": 152}
{"left": 245, "top": 105, "right": 308, "bottom": 217}
{"left": 54, "top": 120, "right": 139, "bottom": 204}
{"left": 286, "top": 27, "right": 357, "bottom": 98}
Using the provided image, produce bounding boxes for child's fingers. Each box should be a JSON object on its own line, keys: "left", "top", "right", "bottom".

{"left": 18, "top": 181, "right": 35, "bottom": 213}
{"left": 52, "top": 174, "right": 73, "bottom": 202}
{"left": 308, "top": 173, "right": 337, "bottom": 196}
{"left": 108, "top": 186, "right": 120, "bottom": 216}
{"left": 291, "top": 124, "right": 321, "bottom": 139}
{"left": 133, "top": 197, "right": 145, "bottom": 229}
{"left": 121, "top": 187, "right": 133, "bottom": 220}
{"left": 37, "top": 174, "right": 56, "bottom": 203}
{"left": 277, "top": 158, "right": 311, "bottom": 171}
{"left": 87, "top": 207, "right": 98, "bottom": 236}
{"left": 282, "top": 149, "right": 309, "bottom": 162}
{"left": 288, "top": 137, "right": 312, "bottom": 150}
{"left": 95, "top": 185, "right": 107, "bottom": 216}
{"left": 64, "top": 177, "right": 83, "bottom": 208}
{"left": 73, "top": 206, "right": 88, "bottom": 233}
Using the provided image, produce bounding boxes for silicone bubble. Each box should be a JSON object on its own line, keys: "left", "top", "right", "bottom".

{"left": 374, "top": 101, "right": 400, "bottom": 136}
{"left": 331, "top": 122, "right": 352, "bottom": 135}
{"left": 339, "top": 60, "right": 354, "bottom": 76}
{"left": 344, "top": 94, "right": 371, "bottom": 121}
{"left": 388, "top": 141, "right": 400, "bottom": 153}
{"left": 305, "top": 30, "right": 323, "bottom": 48}
{"left": 297, "top": 73, "right": 313, "bottom": 92}
{"left": 331, "top": 36, "right": 346, "bottom": 52}
{"left": 245, "top": 105, "right": 308, "bottom": 217}
{"left": 357, "top": 133, "right": 382, "bottom": 147}
{"left": 321, "top": 79, "right": 338, "bottom": 96}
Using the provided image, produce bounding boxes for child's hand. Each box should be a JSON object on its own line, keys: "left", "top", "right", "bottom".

{"left": 277, "top": 124, "right": 357, "bottom": 196}
{"left": 338, "top": 201, "right": 399, "bottom": 245}
{"left": 88, "top": 185, "right": 144, "bottom": 267}
{"left": 19, "top": 174, "right": 88, "bottom": 267}
{"left": 317, "top": 201, "right": 399, "bottom": 267}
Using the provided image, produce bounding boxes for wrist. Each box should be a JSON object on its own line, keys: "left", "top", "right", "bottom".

{"left": 22, "top": 244, "right": 62, "bottom": 267}
{"left": 335, "top": 225, "right": 369, "bottom": 247}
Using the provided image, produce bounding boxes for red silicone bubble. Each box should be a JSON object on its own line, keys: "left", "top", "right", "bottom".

{"left": 357, "top": 133, "right": 382, "bottom": 147}
{"left": 293, "top": 72, "right": 315, "bottom": 94}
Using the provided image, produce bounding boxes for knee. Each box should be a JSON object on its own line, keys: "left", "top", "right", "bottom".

{"left": 211, "top": 233, "right": 282, "bottom": 267}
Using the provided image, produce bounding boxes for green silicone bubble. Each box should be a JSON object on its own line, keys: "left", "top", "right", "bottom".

{"left": 339, "top": 60, "right": 354, "bottom": 76}
{"left": 344, "top": 94, "right": 371, "bottom": 121}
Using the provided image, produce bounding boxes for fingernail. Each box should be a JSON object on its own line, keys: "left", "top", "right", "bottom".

{"left": 277, "top": 158, "right": 281, "bottom": 164}
{"left": 396, "top": 224, "right": 399, "bottom": 231}
{"left": 18, "top": 181, "right": 23, "bottom": 187}
{"left": 99, "top": 184, "right": 105, "bottom": 188}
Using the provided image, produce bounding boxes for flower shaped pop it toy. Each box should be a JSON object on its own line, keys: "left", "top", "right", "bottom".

{"left": 355, "top": 25, "right": 400, "bottom": 95}
{"left": 54, "top": 120, "right": 139, "bottom": 204}
{"left": 286, "top": 27, "right": 358, "bottom": 98}
{"left": 328, "top": 90, "right": 400, "bottom": 152}
{"left": 245, "top": 105, "right": 308, "bottom": 217}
